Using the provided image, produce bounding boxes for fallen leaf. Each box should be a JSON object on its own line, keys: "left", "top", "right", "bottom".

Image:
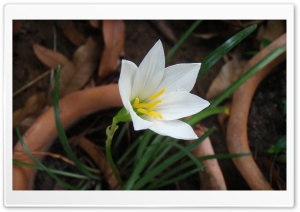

{"left": 190, "top": 124, "right": 227, "bottom": 190}
{"left": 59, "top": 36, "right": 101, "bottom": 96}
{"left": 34, "top": 36, "right": 101, "bottom": 97}
{"left": 78, "top": 137, "right": 119, "bottom": 189}
{"left": 206, "top": 56, "right": 245, "bottom": 100}
{"left": 150, "top": 20, "right": 177, "bottom": 43}
{"left": 98, "top": 20, "right": 125, "bottom": 80}
{"left": 13, "top": 92, "right": 46, "bottom": 127}
{"left": 33, "top": 43, "right": 70, "bottom": 68}
{"left": 60, "top": 21, "right": 86, "bottom": 46}
{"left": 257, "top": 20, "right": 286, "bottom": 46}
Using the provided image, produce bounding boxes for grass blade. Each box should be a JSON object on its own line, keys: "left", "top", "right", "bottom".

{"left": 147, "top": 152, "right": 250, "bottom": 190}
{"left": 210, "top": 46, "right": 286, "bottom": 107}
{"left": 52, "top": 65, "right": 98, "bottom": 180}
{"left": 144, "top": 142, "right": 173, "bottom": 173}
{"left": 186, "top": 106, "right": 228, "bottom": 126}
{"left": 13, "top": 159, "right": 89, "bottom": 180}
{"left": 134, "top": 130, "right": 153, "bottom": 166}
{"left": 15, "top": 126, "right": 78, "bottom": 190}
{"left": 113, "top": 122, "right": 128, "bottom": 150}
{"left": 163, "top": 141, "right": 204, "bottom": 170}
{"left": 151, "top": 168, "right": 201, "bottom": 189}
{"left": 133, "top": 127, "right": 214, "bottom": 190}
{"left": 199, "top": 24, "right": 257, "bottom": 78}
{"left": 122, "top": 135, "right": 164, "bottom": 190}
{"left": 117, "top": 137, "right": 140, "bottom": 165}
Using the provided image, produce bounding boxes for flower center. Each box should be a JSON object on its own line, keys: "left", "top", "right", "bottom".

{"left": 133, "top": 88, "right": 166, "bottom": 119}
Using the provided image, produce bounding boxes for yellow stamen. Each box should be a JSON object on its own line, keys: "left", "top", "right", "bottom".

{"left": 133, "top": 98, "right": 162, "bottom": 110}
{"left": 133, "top": 98, "right": 140, "bottom": 108}
{"left": 149, "top": 88, "right": 166, "bottom": 100}
{"left": 137, "top": 109, "right": 163, "bottom": 119}
{"left": 148, "top": 100, "right": 162, "bottom": 111}
{"left": 132, "top": 88, "right": 166, "bottom": 119}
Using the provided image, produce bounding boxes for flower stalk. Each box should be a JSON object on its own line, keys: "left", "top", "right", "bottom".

{"left": 105, "top": 117, "right": 122, "bottom": 185}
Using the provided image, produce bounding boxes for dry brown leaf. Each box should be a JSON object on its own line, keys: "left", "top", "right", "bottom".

{"left": 150, "top": 20, "right": 177, "bottom": 43}
{"left": 98, "top": 20, "right": 125, "bottom": 80}
{"left": 34, "top": 36, "right": 100, "bottom": 98}
{"left": 58, "top": 36, "right": 100, "bottom": 96}
{"left": 206, "top": 57, "right": 245, "bottom": 100}
{"left": 33, "top": 43, "right": 70, "bottom": 68}
{"left": 257, "top": 20, "right": 286, "bottom": 46}
{"left": 190, "top": 124, "right": 227, "bottom": 190}
{"left": 13, "top": 92, "right": 45, "bottom": 127}
{"left": 60, "top": 21, "right": 86, "bottom": 46}
{"left": 78, "top": 137, "right": 119, "bottom": 189}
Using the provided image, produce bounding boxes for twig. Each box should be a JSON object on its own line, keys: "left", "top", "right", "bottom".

{"left": 13, "top": 70, "right": 51, "bottom": 97}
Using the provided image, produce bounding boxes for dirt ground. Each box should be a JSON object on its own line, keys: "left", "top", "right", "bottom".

{"left": 13, "top": 20, "right": 286, "bottom": 190}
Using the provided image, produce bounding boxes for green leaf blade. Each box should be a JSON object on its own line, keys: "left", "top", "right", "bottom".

{"left": 199, "top": 24, "right": 257, "bottom": 78}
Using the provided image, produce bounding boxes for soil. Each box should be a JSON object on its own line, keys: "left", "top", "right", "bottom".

{"left": 13, "top": 20, "right": 286, "bottom": 190}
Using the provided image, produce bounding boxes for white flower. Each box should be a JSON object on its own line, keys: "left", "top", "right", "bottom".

{"left": 118, "top": 40, "right": 210, "bottom": 140}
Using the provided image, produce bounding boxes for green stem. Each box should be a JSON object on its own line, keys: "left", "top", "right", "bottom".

{"left": 105, "top": 117, "right": 122, "bottom": 185}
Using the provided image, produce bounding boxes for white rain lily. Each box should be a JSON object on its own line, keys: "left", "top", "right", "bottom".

{"left": 118, "top": 40, "right": 210, "bottom": 140}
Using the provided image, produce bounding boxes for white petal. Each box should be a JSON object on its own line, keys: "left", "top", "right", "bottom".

{"left": 119, "top": 60, "right": 138, "bottom": 105}
{"left": 156, "top": 91, "right": 210, "bottom": 120}
{"left": 155, "top": 63, "right": 201, "bottom": 94}
{"left": 149, "top": 120, "right": 198, "bottom": 140}
{"left": 131, "top": 40, "right": 165, "bottom": 100}
{"left": 125, "top": 101, "right": 153, "bottom": 131}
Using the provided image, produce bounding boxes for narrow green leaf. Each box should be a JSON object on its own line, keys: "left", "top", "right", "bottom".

{"left": 199, "top": 24, "right": 257, "bottom": 78}
{"left": 186, "top": 106, "right": 228, "bottom": 126}
{"left": 122, "top": 137, "right": 163, "bottom": 190}
{"left": 151, "top": 167, "right": 201, "bottom": 189}
{"left": 113, "top": 122, "right": 128, "bottom": 150}
{"left": 134, "top": 130, "right": 153, "bottom": 166}
{"left": 117, "top": 137, "right": 140, "bottom": 165}
{"left": 15, "top": 126, "right": 78, "bottom": 190}
{"left": 144, "top": 142, "right": 173, "bottom": 173}
{"left": 13, "top": 160, "right": 89, "bottom": 180}
{"left": 52, "top": 65, "right": 98, "bottom": 180}
{"left": 164, "top": 141, "right": 204, "bottom": 171}
{"left": 147, "top": 152, "right": 250, "bottom": 190}
{"left": 210, "top": 46, "right": 286, "bottom": 107}
{"left": 133, "top": 127, "right": 214, "bottom": 190}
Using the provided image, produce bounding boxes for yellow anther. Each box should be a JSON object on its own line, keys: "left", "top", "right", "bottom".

{"left": 149, "top": 88, "right": 166, "bottom": 100}
{"left": 133, "top": 98, "right": 140, "bottom": 108}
